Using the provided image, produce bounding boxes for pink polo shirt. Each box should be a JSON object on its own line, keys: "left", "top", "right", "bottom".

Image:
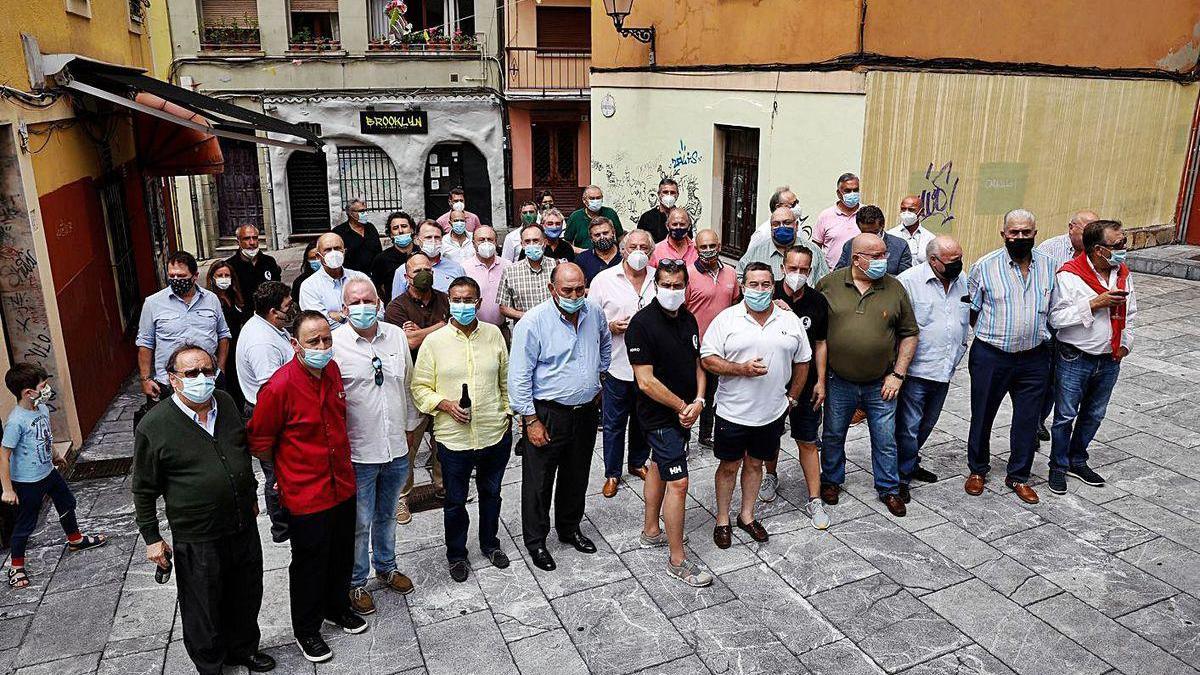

{"left": 649, "top": 237, "right": 699, "bottom": 268}
{"left": 436, "top": 210, "right": 482, "bottom": 233}
{"left": 811, "top": 204, "right": 860, "bottom": 269}
{"left": 685, "top": 260, "right": 740, "bottom": 340}
{"left": 462, "top": 254, "right": 511, "bottom": 326}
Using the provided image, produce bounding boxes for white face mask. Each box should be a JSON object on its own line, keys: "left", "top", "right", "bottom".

{"left": 476, "top": 241, "right": 496, "bottom": 259}
{"left": 660, "top": 194, "right": 677, "bottom": 208}
{"left": 625, "top": 250, "right": 649, "bottom": 271}
{"left": 421, "top": 240, "right": 441, "bottom": 258}
{"left": 452, "top": 200, "right": 465, "bottom": 212}
{"left": 656, "top": 286, "right": 686, "bottom": 312}
{"left": 243, "top": 247, "right": 259, "bottom": 258}
{"left": 322, "top": 250, "right": 345, "bottom": 270}
{"left": 215, "top": 277, "right": 233, "bottom": 290}
{"left": 899, "top": 211, "right": 920, "bottom": 228}
{"left": 791, "top": 204, "right": 805, "bottom": 221}
{"left": 785, "top": 272, "right": 808, "bottom": 291}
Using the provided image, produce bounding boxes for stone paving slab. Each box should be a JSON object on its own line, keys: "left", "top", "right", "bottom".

{"left": 4, "top": 272, "right": 1200, "bottom": 674}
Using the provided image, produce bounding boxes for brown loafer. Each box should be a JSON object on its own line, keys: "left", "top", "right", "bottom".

{"left": 628, "top": 466, "right": 648, "bottom": 481}
{"left": 850, "top": 409, "right": 868, "bottom": 426}
{"left": 602, "top": 477, "right": 619, "bottom": 498}
{"left": 1005, "top": 478, "right": 1039, "bottom": 504}
{"left": 713, "top": 525, "right": 732, "bottom": 549}
{"left": 819, "top": 482, "right": 841, "bottom": 505}
{"left": 735, "top": 516, "right": 769, "bottom": 543}
{"left": 377, "top": 570, "right": 415, "bottom": 595}
{"left": 964, "top": 473, "right": 986, "bottom": 496}
{"left": 881, "top": 494, "right": 907, "bottom": 517}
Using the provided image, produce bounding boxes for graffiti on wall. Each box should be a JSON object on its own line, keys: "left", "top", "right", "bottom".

{"left": 917, "top": 161, "right": 959, "bottom": 228}
{"left": 592, "top": 142, "right": 706, "bottom": 228}
{"left": 669, "top": 140, "right": 702, "bottom": 171}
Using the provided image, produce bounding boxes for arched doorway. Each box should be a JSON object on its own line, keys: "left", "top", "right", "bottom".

{"left": 286, "top": 149, "right": 330, "bottom": 234}
{"left": 424, "top": 142, "right": 491, "bottom": 223}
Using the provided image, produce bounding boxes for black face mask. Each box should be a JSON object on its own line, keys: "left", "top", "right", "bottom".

{"left": 168, "top": 277, "right": 195, "bottom": 296}
{"left": 1004, "top": 237, "right": 1035, "bottom": 259}
{"left": 939, "top": 259, "right": 963, "bottom": 280}
{"left": 593, "top": 236, "right": 616, "bottom": 252}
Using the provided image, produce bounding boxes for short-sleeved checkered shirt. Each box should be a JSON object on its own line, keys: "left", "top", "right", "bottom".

{"left": 498, "top": 258, "right": 557, "bottom": 313}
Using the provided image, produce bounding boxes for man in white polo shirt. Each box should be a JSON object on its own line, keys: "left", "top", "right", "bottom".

{"left": 700, "top": 262, "right": 811, "bottom": 549}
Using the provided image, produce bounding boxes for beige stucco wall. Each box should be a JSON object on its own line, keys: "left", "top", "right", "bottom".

{"left": 589, "top": 71, "right": 866, "bottom": 237}
{"left": 861, "top": 71, "right": 1200, "bottom": 263}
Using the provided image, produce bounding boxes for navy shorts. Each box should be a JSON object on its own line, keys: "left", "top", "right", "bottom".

{"left": 789, "top": 401, "right": 822, "bottom": 442}
{"left": 713, "top": 413, "right": 787, "bottom": 462}
{"left": 646, "top": 426, "right": 690, "bottom": 481}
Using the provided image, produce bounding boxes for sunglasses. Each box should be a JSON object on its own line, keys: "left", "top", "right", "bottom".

{"left": 372, "top": 356, "right": 383, "bottom": 386}
{"left": 657, "top": 259, "right": 688, "bottom": 270}
{"left": 173, "top": 366, "right": 217, "bottom": 378}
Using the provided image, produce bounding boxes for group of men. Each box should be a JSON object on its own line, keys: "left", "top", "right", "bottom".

{"left": 129, "top": 177, "right": 1135, "bottom": 672}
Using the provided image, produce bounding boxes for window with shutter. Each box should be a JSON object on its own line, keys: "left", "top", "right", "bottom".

{"left": 201, "top": 0, "right": 258, "bottom": 23}
{"left": 535, "top": 6, "right": 590, "bottom": 52}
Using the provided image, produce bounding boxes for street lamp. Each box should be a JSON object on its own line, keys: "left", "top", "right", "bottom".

{"left": 602, "top": 0, "right": 656, "bottom": 66}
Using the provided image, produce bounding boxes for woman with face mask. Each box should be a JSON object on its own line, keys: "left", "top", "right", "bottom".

{"left": 207, "top": 261, "right": 248, "bottom": 410}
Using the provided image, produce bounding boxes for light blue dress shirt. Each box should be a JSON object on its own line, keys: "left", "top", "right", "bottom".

{"left": 967, "top": 247, "right": 1057, "bottom": 353}
{"left": 299, "top": 267, "right": 371, "bottom": 324}
{"left": 507, "top": 298, "right": 612, "bottom": 416}
{"left": 390, "top": 256, "right": 467, "bottom": 300}
{"left": 172, "top": 393, "right": 218, "bottom": 436}
{"left": 898, "top": 263, "right": 971, "bottom": 382}
{"left": 135, "top": 286, "right": 231, "bottom": 382}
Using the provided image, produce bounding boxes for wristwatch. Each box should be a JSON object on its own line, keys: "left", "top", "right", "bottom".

{"left": 889, "top": 371, "right": 906, "bottom": 381}
{"left": 786, "top": 395, "right": 797, "bottom": 408}
{"left": 693, "top": 398, "right": 706, "bottom": 409}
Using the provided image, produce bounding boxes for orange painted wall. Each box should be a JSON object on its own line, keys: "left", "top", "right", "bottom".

{"left": 510, "top": 106, "right": 533, "bottom": 190}
{"left": 592, "top": 0, "right": 1200, "bottom": 73}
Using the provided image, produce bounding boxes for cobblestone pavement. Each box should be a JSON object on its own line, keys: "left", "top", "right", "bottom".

{"left": 3, "top": 272, "right": 1200, "bottom": 675}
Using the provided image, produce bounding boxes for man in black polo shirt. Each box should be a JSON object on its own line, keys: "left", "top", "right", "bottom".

{"left": 769, "top": 246, "right": 831, "bottom": 529}
{"left": 625, "top": 260, "right": 713, "bottom": 588}
{"left": 635, "top": 178, "right": 678, "bottom": 243}
{"left": 226, "top": 225, "right": 283, "bottom": 304}
{"left": 370, "top": 211, "right": 416, "bottom": 300}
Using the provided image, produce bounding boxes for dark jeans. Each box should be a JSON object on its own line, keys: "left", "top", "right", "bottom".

{"left": 1039, "top": 336, "right": 1058, "bottom": 425}
{"left": 521, "top": 400, "right": 598, "bottom": 548}
{"left": 699, "top": 374, "right": 719, "bottom": 441}
{"left": 967, "top": 340, "right": 1049, "bottom": 482}
{"left": 10, "top": 469, "right": 79, "bottom": 561}
{"left": 287, "top": 498, "right": 355, "bottom": 638}
{"left": 601, "top": 376, "right": 648, "bottom": 478}
{"left": 820, "top": 373, "right": 900, "bottom": 496}
{"left": 244, "top": 402, "right": 289, "bottom": 541}
{"left": 175, "top": 526, "right": 264, "bottom": 675}
{"left": 1050, "top": 343, "right": 1121, "bottom": 473}
{"left": 895, "top": 376, "right": 950, "bottom": 485}
{"left": 438, "top": 431, "right": 512, "bottom": 562}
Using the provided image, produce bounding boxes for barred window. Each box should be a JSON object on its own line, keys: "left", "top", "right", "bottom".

{"left": 337, "top": 146, "right": 404, "bottom": 212}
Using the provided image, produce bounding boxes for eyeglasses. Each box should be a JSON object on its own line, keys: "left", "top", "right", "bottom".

{"left": 172, "top": 366, "right": 217, "bottom": 378}
{"left": 372, "top": 356, "right": 383, "bottom": 386}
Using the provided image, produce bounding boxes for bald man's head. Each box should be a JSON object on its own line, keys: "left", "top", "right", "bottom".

{"left": 316, "top": 233, "right": 346, "bottom": 271}
{"left": 1068, "top": 210, "right": 1099, "bottom": 250}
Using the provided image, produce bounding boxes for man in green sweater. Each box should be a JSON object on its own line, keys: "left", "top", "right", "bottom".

{"left": 132, "top": 344, "right": 274, "bottom": 674}
{"left": 564, "top": 185, "right": 624, "bottom": 251}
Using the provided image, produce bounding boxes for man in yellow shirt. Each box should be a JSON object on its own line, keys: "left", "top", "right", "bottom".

{"left": 411, "top": 276, "right": 512, "bottom": 583}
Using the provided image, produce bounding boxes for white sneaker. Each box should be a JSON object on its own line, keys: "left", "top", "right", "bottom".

{"left": 759, "top": 473, "right": 779, "bottom": 502}
{"left": 806, "top": 498, "right": 831, "bottom": 530}
{"left": 667, "top": 558, "right": 713, "bottom": 587}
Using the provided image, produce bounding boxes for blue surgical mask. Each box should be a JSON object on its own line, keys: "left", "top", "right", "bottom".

{"left": 179, "top": 375, "right": 216, "bottom": 404}
{"left": 1107, "top": 248, "right": 1127, "bottom": 266}
{"left": 861, "top": 258, "right": 888, "bottom": 280}
{"left": 556, "top": 295, "right": 586, "bottom": 314}
{"left": 303, "top": 348, "right": 333, "bottom": 369}
{"left": 744, "top": 289, "right": 773, "bottom": 312}
{"left": 451, "top": 221, "right": 467, "bottom": 236}
{"left": 347, "top": 303, "right": 379, "bottom": 329}
{"left": 525, "top": 244, "right": 544, "bottom": 262}
{"left": 842, "top": 191, "right": 861, "bottom": 208}
{"left": 449, "top": 301, "right": 477, "bottom": 326}
{"left": 587, "top": 198, "right": 603, "bottom": 212}
{"left": 544, "top": 226, "right": 563, "bottom": 240}
{"left": 393, "top": 233, "right": 412, "bottom": 248}
{"left": 772, "top": 226, "right": 796, "bottom": 245}
{"left": 308, "top": 260, "right": 321, "bottom": 272}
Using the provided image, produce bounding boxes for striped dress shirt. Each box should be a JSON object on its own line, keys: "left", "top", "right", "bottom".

{"left": 1036, "top": 233, "right": 1076, "bottom": 269}
{"left": 967, "top": 247, "right": 1057, "bottom": 353}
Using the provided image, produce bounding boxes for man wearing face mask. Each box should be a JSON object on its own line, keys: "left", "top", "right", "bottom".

{"left": 815, "top": 234, "right": 919, "bottom": 517}
{"left": 332, "top": 279, "right": 421, "bottom": 615}
{"left": 575, "top": 217, "right": 623, "bottom": 284}
{"left": 333, "top": 197, "right": 384, "bottom": 274}
{"left": 750, "top": 186, "right": 809, "bottom": 246}
{"left": 137, "top": 251, "right": 232, "bottom": 409}
{"left": 370, "top": 212, "right": 416, "bottom": 301}
{"left": 442, "top": 213, "right": 476, "bottom": 263}
{"left": 895, "top": 236, "right": 969, "bottom": 500}
{"left": 635, "top": 177, "right": 680, "bottom": 243}
{"left": 503, "top": 202, "right": 540, "bottom": 262}
{"left": 498, "top": 224, "right": 558, "bottom": 323}
{"left": 738, "top": 206, "right": 828, "bottom": 284}
{"left": 225, "top": 225, "right": 283, "bottom": 303}
{"left": 133, "top": 345, "right": 273, "bottom": 674}
{"left": 685, "top": 229, "right": 740, "bottom": 448}
{"left": 412, "top": 277, "right": 513, "bottom": 583}
{"left": 625, "top": 261, "right": 713, "bottom": 587}
{"left": 812, "top": 173, "right": 863, "bottom": 269}
{"left": 767, "top": 247, "right": 831, "bottom": 527}
{"left": 509, "top": 263, "right": 612, "bottom": 572}
{"left": 649, "top": 207, "right": 699, "bottom": 267}
{"left": 248, "top": 310, "right": 364, "bottom": 663}
{"left": 965, "top": 209, "right": 1057, "bottom": 505}
{"left": 462, "top": 226, "right": 511, "bottom": 333}
{"left": 1046, "top": 220, "right": 1135, "bottom": 495}
{"left": 299, "top": 233, "right": 371, "bottom": 325}
{"left": 533, "top": 208, "right": 576, "bottom": 263}
{"left": 887, "top": 196, "right": 936, "bottom": 265}
{"left": 588, "top": 229, "right": 657, "bottom": 498}
{"left": 835, "top": 205, "right": 911, "bottom": 275}
{"left": 565, "top": 185, "right": 623, "bottom": 251}
{"left": 390, "top": 222, "right": 466, "bottom": 298}
{"left": 436, "top": 187, "right": 482, "bottom": 234}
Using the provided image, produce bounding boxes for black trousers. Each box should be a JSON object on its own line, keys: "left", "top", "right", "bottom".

{"left": 521, "top": 400, "right": 599, "bottom": 548}
{"left": 288, "top": 497, "right": 355, "bottom": 638}
{"left": 174, "top": 526, "right": 264, "bottom": 675}
{"left": 243, "top": 402, "right": 289, "bottom": 541}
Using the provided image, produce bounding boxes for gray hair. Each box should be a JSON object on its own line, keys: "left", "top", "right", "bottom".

{"left": 666, "top": 207, "right": 692, "bottom": 225}
{"left": 926, "top": 234, "right": 959, "bottom": 261}
{"left": 1004, "top": 208, "right": 1037, "bottom": 228}
{"left": 542, "top": 208, "right": 565, "bottom": 221}
{"left": 342, "top": 277, "right": 378, "bottom": 303}
{"left": 837, "top": 172, "right": 859, "bottom": 186}
{"left": 346, "top": 197, "right": 366, "bottom": 208}
{"left": 621, "top": 228, "right": 654, "bottom": 250}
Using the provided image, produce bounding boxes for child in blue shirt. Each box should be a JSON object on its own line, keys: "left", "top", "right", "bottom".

{"left": 2, "top": 363, "right": 106, "bottom": 588}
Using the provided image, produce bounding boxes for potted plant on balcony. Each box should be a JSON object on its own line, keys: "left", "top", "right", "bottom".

{"left": 290, "top": 26, "right": 314, "bottom": 50}
{"left": 426, "top": 27, "right": 450, "bottom": 51}
{"left": 451, "top": 29, "right": 479, "bottom": 52}
{"left": 201, "top": 15, "right": 260, "bottom": 51}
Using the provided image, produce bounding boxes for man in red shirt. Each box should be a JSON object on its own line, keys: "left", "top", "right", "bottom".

{"left": 684, "top": 229, "right": 740, "bottom": 447}
{"left": 248, "top": 310, "right": 365, "bottom": 664}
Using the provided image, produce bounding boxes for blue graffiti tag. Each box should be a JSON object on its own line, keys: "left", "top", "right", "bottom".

{"left": 919, "top": 161, "right": 959, "bottom": 228}
{"left": 669, "top": 140, "right": 702, "bottom": 170}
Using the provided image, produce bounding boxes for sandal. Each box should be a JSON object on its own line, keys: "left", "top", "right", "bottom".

{"left": 7, "top": 567, "right": 29, "bottom": 588}
{"left": 67, "top": 534, "right": 107, "bottom": 553}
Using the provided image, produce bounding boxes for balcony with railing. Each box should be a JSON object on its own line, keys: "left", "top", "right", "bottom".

{"left": 505, "top": 47, "right": 590, "bottom": 97}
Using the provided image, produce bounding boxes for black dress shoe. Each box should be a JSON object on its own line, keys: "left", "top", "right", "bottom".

{"left": 558, "top": 531, "right": 597, "bottom": 554}
{"left": 910, "top": 466, "right": 939, "bottom": 483}
{"left": 226, "top": 652, "right": 277, "bottom": 672}
{"left": 898, "top": 484, "right": 911, "bottom": 504}
{"left": 1037, "top": 424, "right": 1051, "bottom": 442}
{"left": 529, "top": 546, "right": 557, "bottom": 571}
